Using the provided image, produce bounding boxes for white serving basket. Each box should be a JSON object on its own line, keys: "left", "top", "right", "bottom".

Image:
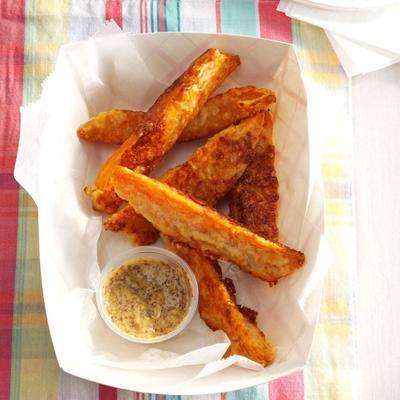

{"left": 14, "top": 22, "right": 331, "bottom": 395}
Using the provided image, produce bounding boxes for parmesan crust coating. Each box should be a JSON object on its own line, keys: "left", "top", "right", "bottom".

{"left": 77, "top": 110, "right": 145, "bottom": 144}
{"left": 229, "top": 111, "right": 279, "bottom": 241}
{"left": 179, "top": 86, "right": 275, "bottom": 141}
{"left": 77, "top": 86, "right": 275, "bottom": 145}
{"left": 85, "top": 48, "right": 240, "bottom": 213}
{"left": 163, "top": 237, "right": 276, "bottom": 366}
{"left": 119, "top": 49, "right": 240, "bottom": 173}
{"left": 104, "top": 113, "right": 265, "bottom": 242}
{"left": 104, "top": 205, "right": 158, "bottom": 245}
{"left": 112, "top": 168, "right": 305, "bottom": 283}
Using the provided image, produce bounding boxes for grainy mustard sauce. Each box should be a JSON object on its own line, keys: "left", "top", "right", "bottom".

{"left": 102, "top": 258, "right": 192, "bottom": 338}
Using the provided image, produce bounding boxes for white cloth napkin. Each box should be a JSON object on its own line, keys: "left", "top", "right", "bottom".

{"left": 292, "top": 0, "right": 397, "bottom": 9}
{"left": 278, "top": 0, "right": 400, "bottom": 76}
{"left": 326, "top": 32, "right": 400, "bottom": 76}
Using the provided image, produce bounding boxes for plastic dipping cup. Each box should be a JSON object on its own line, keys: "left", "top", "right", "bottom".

{"left": 96, "top": 246, "right": 199, "bottom": 344}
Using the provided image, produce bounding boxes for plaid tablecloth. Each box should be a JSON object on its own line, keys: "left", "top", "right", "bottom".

{"left": 1, "top": 1, "right": 357, "bottom": 399}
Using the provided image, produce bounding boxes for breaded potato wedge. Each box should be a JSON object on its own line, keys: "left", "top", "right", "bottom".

{"left": 162, "top": 113, "right": 265, "bottom": 204}
{"left": 179, "top": 86, "right": 275, "bottom": 141}
{"left": 104, "top": 205, "right": 158, "bottom": 245}
{"left": 83, "top": 130, "right": 141, "bottom": 213}
{"left": 112, "top": 168, "right": 305, "bottom": 283}
{"left": 164, "top": 237, "right": 276, "bottom": 366}
{"left": 77, "top": 110, "right": 145, "bottom": 144}
{"left": 85, "top": 48, "right": 240, "bottom": 213}
{"left": 78, "top": 87, "right": 275, "bottom": 145}
{"left": 119, "top": 49, "right": 240, "bottom": 172}
{"left": 229, "top": 111, "right": 279, "bottom": 241}
{"left": 104, "top": 113, "right": 265, "bottom": 242}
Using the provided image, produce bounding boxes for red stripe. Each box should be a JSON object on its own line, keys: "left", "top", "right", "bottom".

{"left": 0, "top": 0, "right": 24, "bottom": 399}
{"left": 269, "top": 371, "right": 304, "bottom": 400}
{"left": 140, "top": 0, "right": 144, "bottom": 33}
{"left": 258, "top": 0, "right": 292, "bottom": 43}
{"left": 99, "top": 385, "right": 117, "bottom": 400}
{"left": 105, "top": 0, "right": 123, "bottom": 28}
{"left": 215, "top": 0, "right": 222, "bottom": 33}
{"left": 158, "top": 0, "right": 165, "bottom": 32}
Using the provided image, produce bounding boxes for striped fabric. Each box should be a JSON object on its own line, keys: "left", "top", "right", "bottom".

{"left": 0, "top": 1, "right": 357, "bottom": 399}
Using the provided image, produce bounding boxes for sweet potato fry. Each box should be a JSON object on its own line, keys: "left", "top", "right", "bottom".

{"left": 163, "top": 237, "right": 276, "bottom": 366}
{"left": 77, "top": 110, "right": 145, "bottom": 144}
{"left": 78, "top": 87, "right": 275, "bottom": 145}
{"left": 104, "top": 113, "right": 265, "bottom": 242}
{"left": 112, "top": 167, "right": 305, "bottom": 283}
{"left": 229, "top": 111, "right": 279, "bottom": 241}
{"left": 85, "top": 48, "right": 240, "bottom": 213}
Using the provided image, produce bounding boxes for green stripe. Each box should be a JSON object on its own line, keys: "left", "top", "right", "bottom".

{"left": 164, "top": 0, "right": 180, "bottom": 32}
{"left": 221, "top": 0, "right": 258, "bottom": 37}
{"left": 156, "top": 0, "right": 160, "bottom": 32}
{"left": 176, "top": 0, "right": 180, "bottom": 31}
{"left": 150, "top": 0, "right": 154, "bottom": 32}
{"left": 227, "top": 384, "right": 267, "bottom": 400}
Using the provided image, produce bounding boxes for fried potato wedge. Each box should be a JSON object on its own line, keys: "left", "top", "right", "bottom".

{"left": 77, "top": 110, "right": 145, "bottom": 144}
{"left": 85, "top": 48, "right": 240, "bottom": 213}
{"left": 105, "top": 113, "right": 265, "bottom": 242}
{"left": 164, "top": 237, "right": 276, "bottom": 366}
{"left": 180, "top": 86, "right": 275, "bottom": 141}
{"left": 162, "top": 112, "right": 265, "bottom": 204}
{"left": 112, "top": 168, "right": 305, "bottom": 283}
{"left": 229, "top": 111, "right": 279, "bottom": 241}
{"left": 78, "top": 87, "right": 275, "bottom": 145}
{"left": 104, "top": 205, "right": 158, "bottom": 245}
{"left": 83, "top": 129, "right": 142, "bottom": 213}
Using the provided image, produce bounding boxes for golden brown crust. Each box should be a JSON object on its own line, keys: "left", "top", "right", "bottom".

{"left": 77, "top": 110, "right": 145, "bottom": 144}
{"left": 163, "top": 237, "right": 276, "bottom": 366}
{"left": 103, "top": 205, "right": 159, "bottom": 245}
{"left": 163, "top": 112, "right": 265, "bottom": 205}
{"left": 86, "top": 48, "right": 240, "bottom": 213}
{"left": 112, "top": 167, "right": 305, "bottom": 283}
{"left": 229, "top": 111, "right": 279, "bottom": 241}
{"left": 179, "top": 86, "right": 275, "bottom": 141}
{"left": 84, "top": 128, "right": 142, "bottom": 213}
{"left": 104, "top": 113, "right": 265, "bottom": 244}
{"left": 77, "top": 87, "right": 275, "bottom": 145}
{"left": 83, "top": 185, "right": 123, "bottom": 214}
{"left": 120, "top": 49, "right": 240, "bottom": 173}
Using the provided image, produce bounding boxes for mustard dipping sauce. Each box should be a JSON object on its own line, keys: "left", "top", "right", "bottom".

{"left": 102, "top": 258, "right": 193, "bottom": 339}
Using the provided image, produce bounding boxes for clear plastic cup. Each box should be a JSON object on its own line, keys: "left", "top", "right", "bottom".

{"left": 96, "top": 246, "right": 199, "bottom": 344}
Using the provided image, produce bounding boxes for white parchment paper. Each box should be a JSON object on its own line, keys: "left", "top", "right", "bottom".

{"left": 14, "top": 22, "right": 332, "bottom": 394}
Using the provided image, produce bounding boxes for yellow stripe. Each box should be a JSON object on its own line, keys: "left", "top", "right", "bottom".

{"left": 24, "top": 63, "right": 56, "bottom": 76}
{"left": 35, "top": 0, "right": 69, "bottom": 14}
{"left": 320, "top": 299, "right": 350, "bottom": 315}
{"left": 19, "top": 314, "right": 48, "bottom": 326}
{"left": 326, "top": 200, "right": 353, "bottom": 217}
{"left": 322, "top": 162, "right": 351, "bottom": 180}
{"left": 21, "top": 291, "right": 44, "bottom": 303}
{"left": 318, "top": 323, "right": 350, "bottom": 337}
{"left": 296, "top": 48, "right": 340, "bottom": 66}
